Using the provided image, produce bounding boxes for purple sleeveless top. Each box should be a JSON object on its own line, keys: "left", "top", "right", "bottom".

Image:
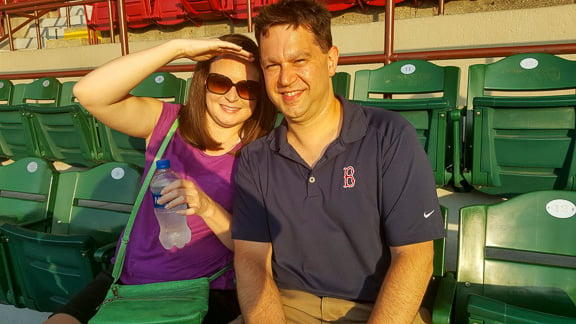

{"left": 118, "top": 103, "right": 236, "bottom": 290}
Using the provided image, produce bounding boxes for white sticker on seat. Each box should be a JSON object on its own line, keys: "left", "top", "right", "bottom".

{"left": 27, "top": 161, "right": 38, "bottom": 173}
{"left": 111, "top": 167, "right": 125, "bottom": 180}
{"left": 520, "top": 58, "right": 539, "bottom": 70}
{"left": 155, "top": 75, "right": 165, "bottom": 84}
{"left": 546, "top": 199, "right": 576, "bottom": 219}
{"left": 400, "top": 64, "right": 416, "bottom": 75}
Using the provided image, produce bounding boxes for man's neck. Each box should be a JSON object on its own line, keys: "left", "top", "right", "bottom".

{"left": 286, "top": 96, "right": 343, "bottom": 168}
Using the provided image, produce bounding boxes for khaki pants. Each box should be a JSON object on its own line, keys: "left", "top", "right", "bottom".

{"left": 280, "top": 289, "right": 374, "bottom": 323}
{"left": 230, "top": 289, "right": 431, "bottom": 324}
{"left": 280, "top": 289, "right": 431, "bottom": 324}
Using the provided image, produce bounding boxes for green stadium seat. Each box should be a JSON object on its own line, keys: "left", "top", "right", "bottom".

{"left": 0, "top": 162, "right": 141, "bottom": 312}
{"left": 98, "top": 72, "right": 186, "bottom": 168}
{"left": 333, "top": 71, "right": 351, "bottom": 99}
{"left": 0, "top": 105, "right": 39, "bottom": 160}
{"left": 27, "top": 105, "right": 103, "bottom": 167}
{"left": 130, "top": 72, "right": 186, "bottom": 103}
{"left": 11, "top": 77, "right": 61, "bottom": 106}
{"left": 351, "top": 60, "right": 461, "bottom": 187}
{"left": 0, "top": 79, "right": 13, "bottom": 105}
{"left": 0, "top": 157, "right": 57, "bottom": 306}
{"left": 432, "top": 190, "right": 576, "bottom": 323}
{"left": 460, "top": 53, "right": 576, "bottom": 196}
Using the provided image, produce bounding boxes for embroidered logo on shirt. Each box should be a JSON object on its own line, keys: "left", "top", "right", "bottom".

{"left": 424, "top": 210, "right": 435, "bottom": 218}
{"left": 343, "top": 166, "right": 356, "bottom": 188}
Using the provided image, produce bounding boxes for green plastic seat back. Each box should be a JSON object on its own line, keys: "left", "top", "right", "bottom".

{"left": 453, "top": 190, "right": 576, "bottom": 323}
{"left": 50, "top": 162, "right": 141, "bottom": 244}
{"left": 0, "top": 105, "right": 39, "bottom": 160}
{"left": 0, "top": 157, "right": 57, "bottom": 307}
{"left": 332, "top": 71, "right": 351, "bottom": 99}
{"left": 58, "top": 81, "right": 78, "bottom": 106}
{"left": 0, "top": 157, "right": 57, "bottom": 226}
{"left": 11, "top": 77, "right": 62, "bottom": 106}
{"left": 27, "top": 105, "right": 102, "bottom": 167}
{"left": 467, "top": 53, "right": 576, "bottom": 196}
{"left": 130, "top": 72, "right": 187, "bottom": 103}
{"left": 351, "top": 60, "right": 460, "bottom": 187}
{"left": 98, "top": 73, "right": 185, "bottom": 168}
{"left": 0, "top": 163, "right": 141, "bottom": 311}
{"left": 0, "top": 79, "right": 13, "bottom": 105}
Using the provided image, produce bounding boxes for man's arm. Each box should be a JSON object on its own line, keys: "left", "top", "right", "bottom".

{"left": 234, "top": 239, "right": 286, "bottom": 324}
{"left": 368, "top": 240, "right": 434, "bottom": 324}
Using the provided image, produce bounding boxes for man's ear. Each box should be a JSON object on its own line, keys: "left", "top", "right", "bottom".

{"left": 327, "top": 46, "right": 339, "bottom": 77}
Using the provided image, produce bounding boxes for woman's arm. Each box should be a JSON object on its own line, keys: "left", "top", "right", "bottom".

{"left": 73, "top": 39, "right": 253, "bottom": 140}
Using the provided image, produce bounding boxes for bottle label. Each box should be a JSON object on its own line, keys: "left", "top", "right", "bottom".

{"left": 152, "top": 193, "right": 166, "bottom": 209}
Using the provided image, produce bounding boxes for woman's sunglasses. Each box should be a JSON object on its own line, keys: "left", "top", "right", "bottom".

{"left": 206, "top": 73, "right": 260, "bottom": 101}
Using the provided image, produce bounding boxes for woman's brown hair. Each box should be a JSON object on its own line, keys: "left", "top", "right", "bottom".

{"left": 178, "top": 33, "right": 276, "bottom": 151}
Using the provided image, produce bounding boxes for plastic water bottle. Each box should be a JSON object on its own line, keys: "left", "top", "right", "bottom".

{"left": 150, "top": 159, "right": 191, "bottom": 249}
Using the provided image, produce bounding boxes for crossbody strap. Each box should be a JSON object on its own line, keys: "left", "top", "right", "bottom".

{"left": 112, "top": 119, "right": 179, "bottom": 282}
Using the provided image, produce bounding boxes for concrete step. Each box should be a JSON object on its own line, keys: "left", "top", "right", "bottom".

{"left": 40, "top": 15, "right": 87, "bottom": 28}
{"left": 25, "top": 26, "right": 66, "bottom": 40}
{"left": 13, "top": 37, "right": 40, "bottom": 50}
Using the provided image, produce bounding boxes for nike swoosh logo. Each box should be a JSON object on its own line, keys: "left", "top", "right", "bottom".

{"left": 424, "top": 210, "right": 435, "bottom": 218}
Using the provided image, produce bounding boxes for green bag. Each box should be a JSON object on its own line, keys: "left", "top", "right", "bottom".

{"left": 89, "top": 120, "right": 230, "bottom": 323}
{"left": 89, "top": 278, "right": 209, "bottom": 324}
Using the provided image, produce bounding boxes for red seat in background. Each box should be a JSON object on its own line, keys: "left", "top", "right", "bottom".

{"left": 151, "top": 0, "right": 190, "bottom": 26}
{"left": 219, "top": 0, "right": 268, "bottom": 20}
{"left": 86, "top": 0, "right": 152, "bottom": 31}
{"left": 180, "top": 0, "right": 226, "bottom": 22}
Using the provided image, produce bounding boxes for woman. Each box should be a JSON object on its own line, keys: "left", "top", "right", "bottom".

{"left": 44, "top": 34, "right": 276, "bottom": 324}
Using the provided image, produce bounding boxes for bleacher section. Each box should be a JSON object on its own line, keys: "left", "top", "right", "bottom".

{"left": 1, "top": 53, "right": 576, "bottom": 321}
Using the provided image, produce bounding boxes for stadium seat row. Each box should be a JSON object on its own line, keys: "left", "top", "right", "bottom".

{"left": 85, "top": 0, "right": 408, "bottom": 30}
{"left": 0, "top": 158, "right": 142, "bottom": 312}
{"left": 2, "top": 52, "right": 576, "bottom": 197}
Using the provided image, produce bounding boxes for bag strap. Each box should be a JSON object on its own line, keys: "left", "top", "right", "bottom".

{"left": 208, "top": 263, "right": 233, "bottom": 282}
{"left": 111, "top": 119, "right": 179, "bottom": 282}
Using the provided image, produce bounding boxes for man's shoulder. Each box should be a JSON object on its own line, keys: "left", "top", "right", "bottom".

{"left": 240, "top": 129, "right": 277, "bottom": 157}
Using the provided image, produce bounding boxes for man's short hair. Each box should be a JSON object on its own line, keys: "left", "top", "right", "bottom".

{"left": 254, "top": 0, "right": 333, "bottom": 53}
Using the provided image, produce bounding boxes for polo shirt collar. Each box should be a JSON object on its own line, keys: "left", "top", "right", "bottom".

{"left": 267, "top": 95, "right": 368, "bottom": 156}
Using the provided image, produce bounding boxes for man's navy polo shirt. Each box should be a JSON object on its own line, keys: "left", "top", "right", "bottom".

{"left": 232, "top": 97, "right": 446, "bottom": 302}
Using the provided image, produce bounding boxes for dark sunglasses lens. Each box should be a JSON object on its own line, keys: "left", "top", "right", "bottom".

{"left": 236, "top": 81, "right": 260, "bottom": 100}
{"left": 207, "top": 74, "right": 232, "bottom": 95}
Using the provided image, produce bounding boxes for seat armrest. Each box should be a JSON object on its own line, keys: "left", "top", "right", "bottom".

{"left": 432, "top": 271, "right": 457, "bottom": 324}
{"left": 94, "top": 241, "right": 117, "bottom": 265}
{"left": 467, "top": 294, "right": 576, "bottom": 323}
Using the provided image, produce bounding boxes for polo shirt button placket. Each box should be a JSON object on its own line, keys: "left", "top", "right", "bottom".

{"left": 308, "top": 176, "right": 316, "bottom": 183}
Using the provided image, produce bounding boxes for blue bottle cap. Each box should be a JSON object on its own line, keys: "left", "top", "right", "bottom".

{"left": 156, "top": 159, "right": 170, "bottom": 169}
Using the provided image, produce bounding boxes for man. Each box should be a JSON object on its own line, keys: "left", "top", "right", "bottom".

{"left": 231, "top": 0, "right": 446, "bottom": 322}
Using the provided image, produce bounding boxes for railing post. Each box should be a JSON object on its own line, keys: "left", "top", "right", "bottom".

{"left": 5, "top": 0, "right": 15, "bottom": 51}
{"left": 116, "top": 0, "right": 128, "bottom": 55}
{"left": 247, "top": 0, "right": 252, "bottom": 32}
{"left": 384, "top": 0, "right": 394, "bottom": 65}
{"left": 34, "top": 10, "right": 42, "bottom": 49}
{"left": 107, "top": 0, "right": 115, "bottom": 43}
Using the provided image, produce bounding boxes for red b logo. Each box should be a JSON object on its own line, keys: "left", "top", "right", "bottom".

{"left": 343, "top": 166, "right": 356, "bottom": 188}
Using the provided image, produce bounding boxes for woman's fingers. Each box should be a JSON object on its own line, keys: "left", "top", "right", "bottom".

{"left": 157, "top": 179, "right": 206, "bottom": 215}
